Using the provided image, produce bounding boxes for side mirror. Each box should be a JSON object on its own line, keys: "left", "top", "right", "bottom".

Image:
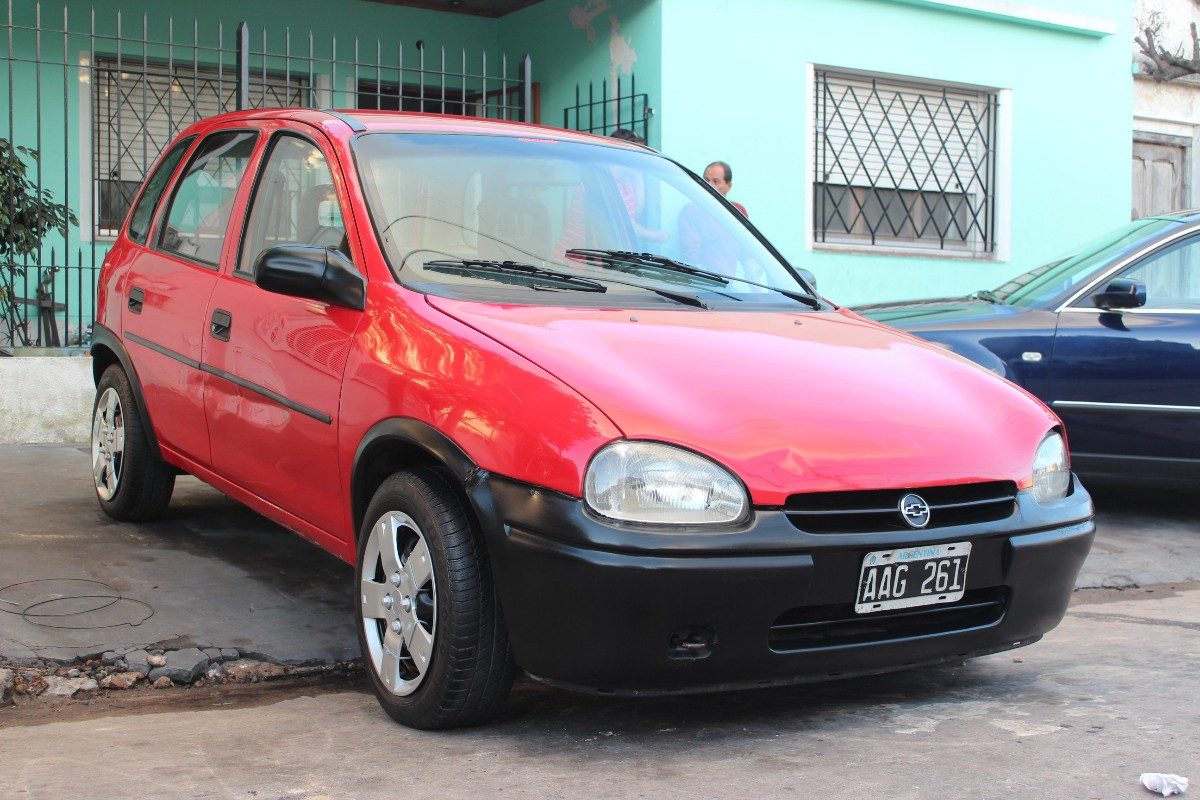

{"left": 797, "top": 267, "right": 818, "bottom": 292}
{"left": 1091, "top": 277, "right": 1146, "bottom": 311}
{"left": 254, "top": 244, "right": 365, "bottom": 311}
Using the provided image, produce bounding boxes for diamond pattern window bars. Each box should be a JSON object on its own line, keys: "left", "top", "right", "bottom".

{"left": 814, "top": 68, "right": 998, "bottom": 256}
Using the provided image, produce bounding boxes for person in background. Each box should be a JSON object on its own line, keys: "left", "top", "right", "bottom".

{"left": 609, "top": 128, "right": 645, "bottom": 145}
{"left": 554, "top": 128, "right": 665, "bottom": 255}
{"left": 677, "top": 159, "right": 756, "bottom": 276}
{"left": 703, "top": 160, "right": 747, "bottom": 217}
{"left": 607, "top": 129, "right": 666, "bottom": 243}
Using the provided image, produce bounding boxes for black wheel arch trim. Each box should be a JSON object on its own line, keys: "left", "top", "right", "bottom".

{"left": 90, "top": 322, "right": 161, "bottom": 455}
{"left": 351, "top": 418, "right": 481, "bottom": 536}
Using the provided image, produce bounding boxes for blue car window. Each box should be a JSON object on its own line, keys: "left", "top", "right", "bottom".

{"left": 1120, "top": 235, "right": 1200, "bottom": 309}
{"left": 998, "top": 218, "right": 1179, "bottom": 308}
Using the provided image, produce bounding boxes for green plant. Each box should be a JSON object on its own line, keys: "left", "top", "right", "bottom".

{"left": 0, "top": 137, "right": 77, "bottom": 347}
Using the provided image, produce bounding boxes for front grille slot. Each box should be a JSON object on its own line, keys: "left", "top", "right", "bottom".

{"left": 784, "top": 481, "right": 1017, "bottom": 533}
{"left": 769, "top": 587, "right": 1008, "bottom": 652}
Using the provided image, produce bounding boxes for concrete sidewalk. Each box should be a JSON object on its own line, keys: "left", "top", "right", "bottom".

{"left": 1, "top": 444, "right": 1198, "bottom": 670}
{"left": 0, "top": 357, "right": 92, "bottom": 444}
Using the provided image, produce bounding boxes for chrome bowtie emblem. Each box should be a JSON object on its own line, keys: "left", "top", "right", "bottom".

{"left": 899, "top": 493, "right": 931, "bottom": 529}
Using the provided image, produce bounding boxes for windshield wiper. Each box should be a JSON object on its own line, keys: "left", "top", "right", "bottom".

{"left": 565, "top": 249, "right": 823, "bottom": 310}
{"left": 968, "top": 289, "right": 1003, "bottom": 304}
{"left": 567, "top": 248, "right": 730, "bottom": 284}
{"left": 425, "top": 258, "right": 711, "bottom": 308}
{"left": 424, "top": 259, "right": 607, "bottom": 293}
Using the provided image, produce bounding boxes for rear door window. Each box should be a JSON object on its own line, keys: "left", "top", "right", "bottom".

{"left": 127, "top": 135, "right": 194, "bottom": 245}
{"left": 157, "top": 130, "right": 258, "bottom": 266}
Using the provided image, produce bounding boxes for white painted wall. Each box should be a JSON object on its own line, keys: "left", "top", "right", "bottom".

{"left": 0, "top": 358, "right": 93, "bottom": 444}
{"left": 1134, "top": 0, "right": 1200, "bottom": 207}
{"left": 1135, "top": 76, "right": 1200, "bottom": 139}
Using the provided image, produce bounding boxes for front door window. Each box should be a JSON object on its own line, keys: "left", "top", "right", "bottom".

{"left": 1116, "top": 235, "right": 1200, "bottom": 310}
{"left": 238, "top": 135, "right": 348, "bottom": 276}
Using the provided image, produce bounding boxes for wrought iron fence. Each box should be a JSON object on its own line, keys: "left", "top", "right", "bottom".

{"left": 1, "top": 253, "right": 98, "bottom": 348}
{"left": 0, "top": 1, "right": 534, "bottom": 349}
{"left": 564, "top": 73, "right": 650, "bottom": 143}
{"left": 813, "top": 67, "right": 998, "bottom": 255}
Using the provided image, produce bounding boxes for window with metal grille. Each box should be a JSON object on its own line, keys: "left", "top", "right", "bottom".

{"left": 563, "top": 75, "right": 650, "bottom": 144}
{"left": 358, "top": 80, "right": 473, "bottom": 116}
{"left": 356, "top": 78, "right": 532, "bottom": 122}
{"left": 813, "top": 68, "right": 998, "bottom": 256}
{"left": 93, "top": 57, "right": 306, "bottom": 236}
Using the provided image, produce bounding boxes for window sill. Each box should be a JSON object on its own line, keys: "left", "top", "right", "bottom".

{"left": 810, "top": 241, "right": 999, "bottom": 262}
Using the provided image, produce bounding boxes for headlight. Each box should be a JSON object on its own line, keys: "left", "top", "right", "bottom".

{"left": 1031, "top": 432, "right": 1070, "bottom": 503}
{"left": 584, "top": 441, "right": 748, "bottom": 525}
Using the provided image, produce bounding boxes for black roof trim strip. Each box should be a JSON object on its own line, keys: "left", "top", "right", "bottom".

{"left": 321, "top": 110, "right": 367, "bottom": 132}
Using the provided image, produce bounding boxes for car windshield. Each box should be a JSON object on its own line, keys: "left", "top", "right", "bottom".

{"left": 353, "top": 133, "right": 813, "bottom": 308}
{"left": 996, "top": 217, "right": 1181, "bottom": 307}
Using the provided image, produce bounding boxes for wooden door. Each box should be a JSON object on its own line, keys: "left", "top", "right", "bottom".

{"left": 1133, "top": 140, "right": 1187, "bottom": 219}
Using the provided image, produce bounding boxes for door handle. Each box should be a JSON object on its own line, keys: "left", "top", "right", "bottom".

{"left": 210, "top": 309, "right": 232, "bottom": 342}
{"left": 128, "top": 287, "right": 144, "bottom": 314}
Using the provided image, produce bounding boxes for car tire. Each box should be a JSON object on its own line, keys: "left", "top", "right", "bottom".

{"left": 91, "top": 364, "right": 175, "bottom": 521}
{"left": 356, "top": 468, "right": 516, "bottom": 729}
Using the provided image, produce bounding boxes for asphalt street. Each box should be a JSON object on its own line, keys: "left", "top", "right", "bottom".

{"left": 1, "top": 445, "right": 1198, "bottom": 799}
{"left": 2, "top": 585, "right": 1197, "bottom": 799}
{"left": 0, "top": 445, "right": 356, "bottom": 666}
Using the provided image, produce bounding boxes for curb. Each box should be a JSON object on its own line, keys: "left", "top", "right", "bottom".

{"left": 1, "top": 648, "right": 363, "bottom": 705}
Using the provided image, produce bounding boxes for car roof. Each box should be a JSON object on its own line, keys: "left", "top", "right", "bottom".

{"left": 1147, "top": 208, "right": 1200, "bottom": 224}
{"left": 177, "top": 107, "right": 649, "bottom": 151}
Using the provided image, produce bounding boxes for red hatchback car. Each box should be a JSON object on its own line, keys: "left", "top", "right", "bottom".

{"left": 90, "top": 109, "right": 1094, "bottom": 729}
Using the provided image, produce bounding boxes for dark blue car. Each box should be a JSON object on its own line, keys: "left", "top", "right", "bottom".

{"left": 857, "top": 212, "right": 1200, "bottom": 485}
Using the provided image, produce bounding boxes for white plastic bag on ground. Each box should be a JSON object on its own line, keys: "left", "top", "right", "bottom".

{"left": 1141, "top": 773, "right": 1189, "bottom": 797}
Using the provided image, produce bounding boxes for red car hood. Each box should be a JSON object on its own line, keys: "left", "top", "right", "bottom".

{"left": 427, "top": 298, "right": 1059, "bottom": 504}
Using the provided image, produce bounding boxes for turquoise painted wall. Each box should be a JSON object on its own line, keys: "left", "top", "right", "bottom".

{"left": 1, "top": 0, "right": 508, "bottom": 249}
{"left": 500, "top": 0, "right": 663, "bottom": 149}
{"left": 658, "top": 0, "right": 1133, "bottom": 306}
{"left": 1, "top": 0, "right": 516, "bottom": 336}
{"left": 2, "top": 0, "right": 1133, "bottom": 331}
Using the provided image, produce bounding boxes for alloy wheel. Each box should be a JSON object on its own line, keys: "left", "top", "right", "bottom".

{"left": 91, "top": 387, "right": 125, "bottom": 501}
{"left": 360, "top": 511, "right": 437, "bottom": 696}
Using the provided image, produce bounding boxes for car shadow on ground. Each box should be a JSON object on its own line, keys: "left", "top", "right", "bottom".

{"left": 1086, "top": 480, "right": 1199, "bottom": 520}
{"left": 478, "top": 657, "right": 1047, "bottom": 747}
{"left": 131, "top": 473, "right": 356, "bottom": 597}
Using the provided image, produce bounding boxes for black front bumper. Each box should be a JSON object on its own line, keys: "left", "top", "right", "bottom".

{"left": 468, "top": 474, "right": 1094, "bottom": 695}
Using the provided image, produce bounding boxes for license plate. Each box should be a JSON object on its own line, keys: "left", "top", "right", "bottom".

{"left": 855, "top": 542, "right": 971, "bottom": 614}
